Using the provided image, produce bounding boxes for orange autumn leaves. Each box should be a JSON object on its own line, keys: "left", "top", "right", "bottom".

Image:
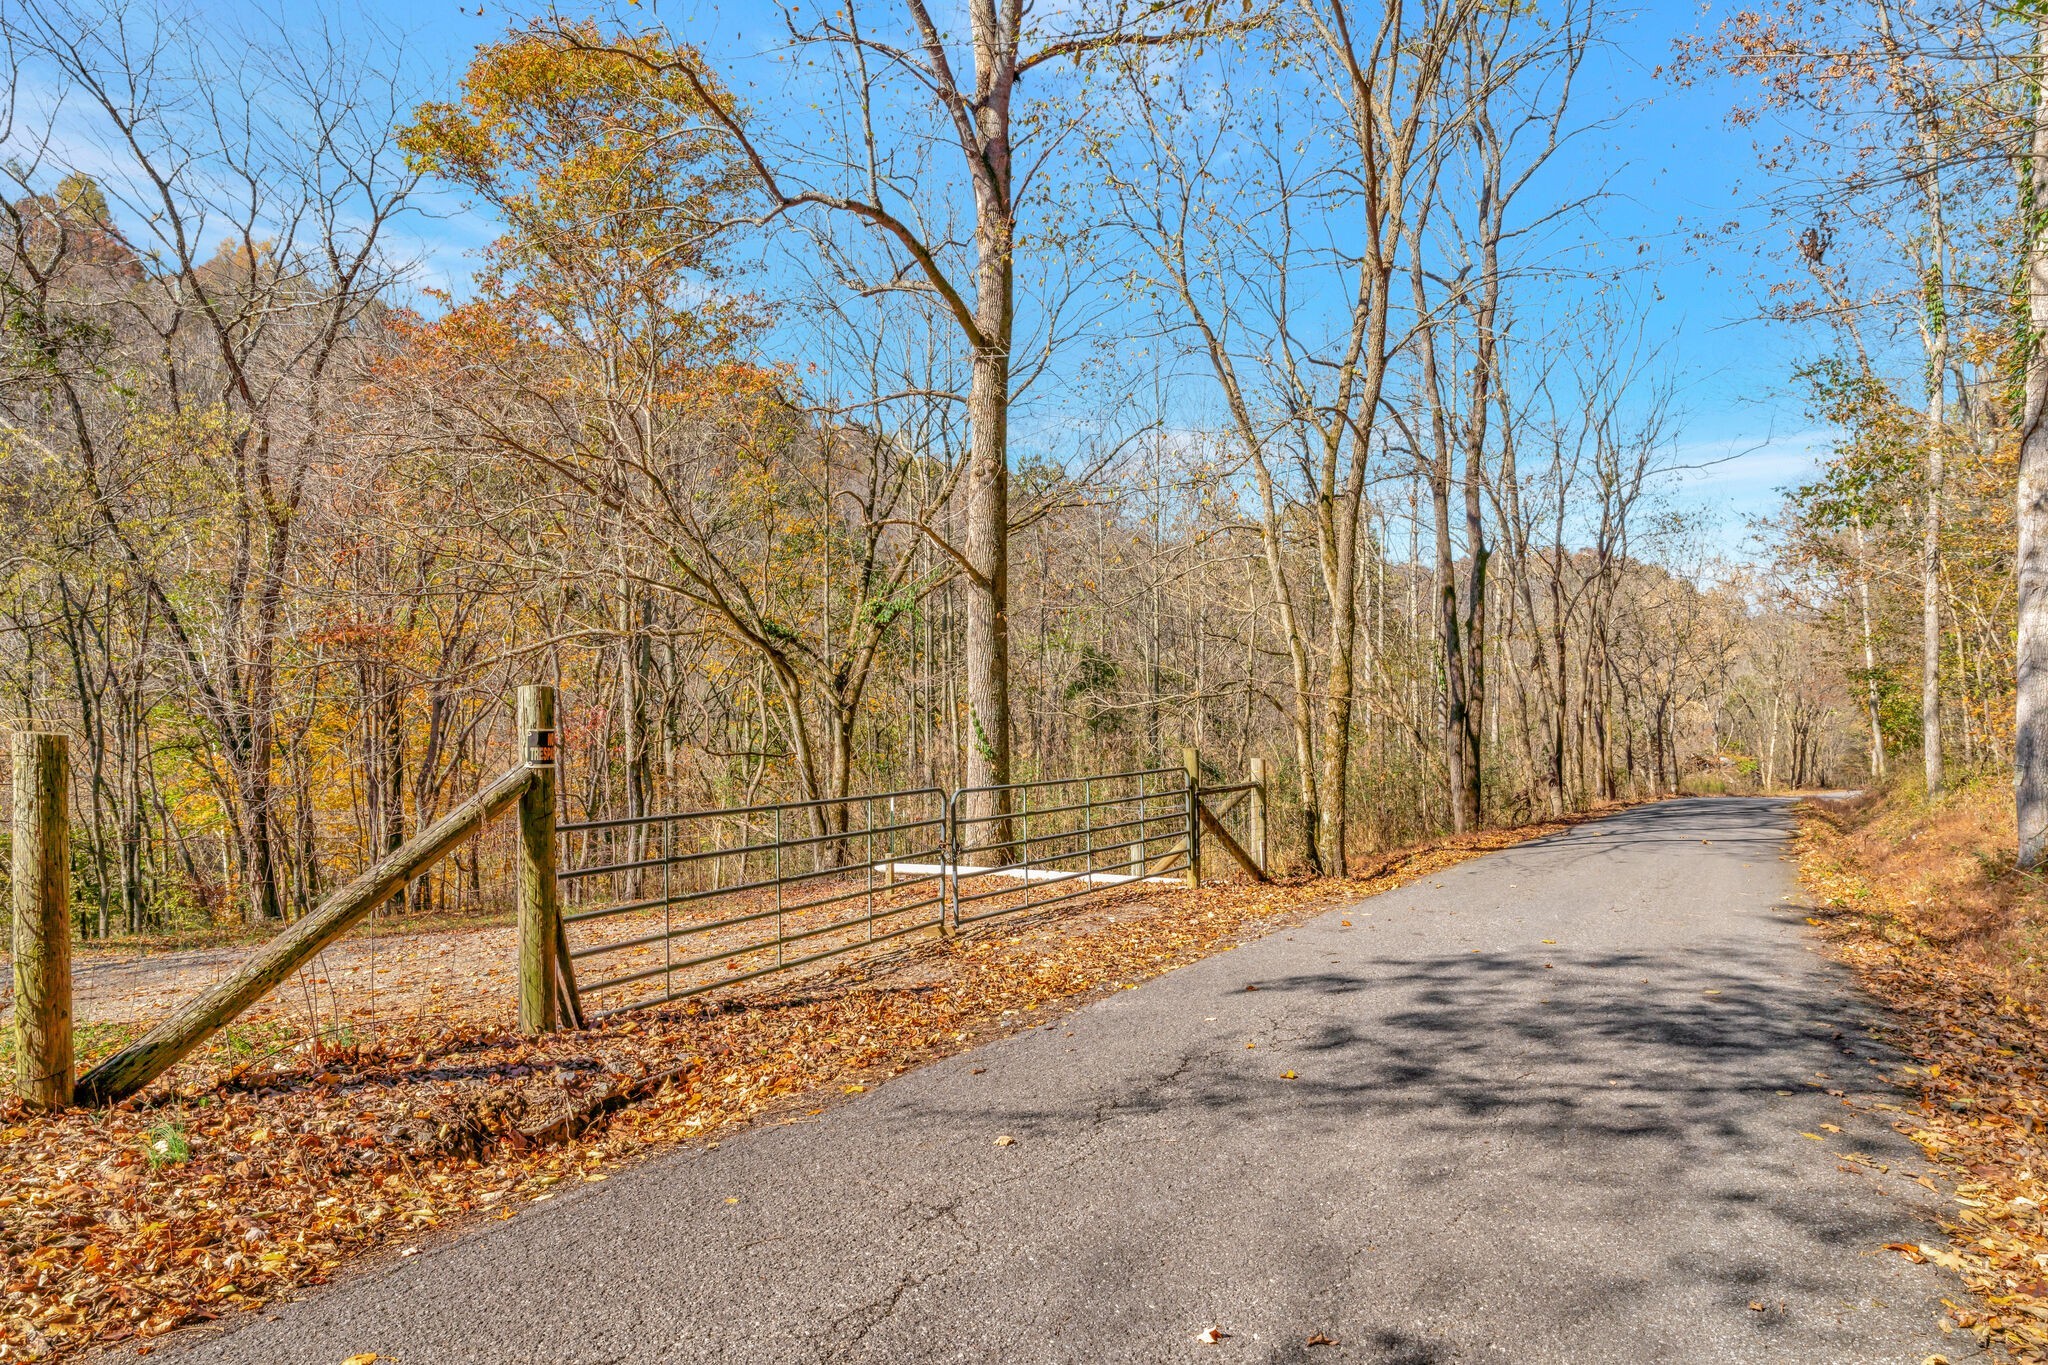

{"left": 399, "top": 25, "right": 748, "bottom": 293}
{"left": 1, "top": 815, "right": 1582, "bottom": 1361}
{"left": 1799, "top": 788, "right": 2048, "bottom": 1359}
{"left": 377, "top": 23, "right": 773, "bottom": 445}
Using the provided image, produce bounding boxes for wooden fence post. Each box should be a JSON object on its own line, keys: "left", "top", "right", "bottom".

{"left": 1182, "top": 745, "right": 1201, "bottom": 887}
{"left": 1249, "top": 756, "right": 1269, "bottom": 877}
{"left": 12, "top": 733, "right": 73, "bottom": 1109}
{"left": 518, "top": 685, "right": 560, "bottom": 1035}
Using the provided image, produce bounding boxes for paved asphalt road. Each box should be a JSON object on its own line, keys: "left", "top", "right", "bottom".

{"left": 154, "top": 797, "right": 1966, "bottom": 1364}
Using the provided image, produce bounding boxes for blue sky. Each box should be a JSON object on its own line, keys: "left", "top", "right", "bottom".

{"left": 342, "top": 0, "right": 1833, "bottom": 549}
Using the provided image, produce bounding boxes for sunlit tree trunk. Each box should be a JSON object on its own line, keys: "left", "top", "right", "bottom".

{"left": 2017, "top": 15, "right": 2048, "bottom": 867}
{"left": 959, "top": 2, "right": 1017, "bottom": 820}
{"left": 1853, "top": 517, "right": 1886, "bottom": 780}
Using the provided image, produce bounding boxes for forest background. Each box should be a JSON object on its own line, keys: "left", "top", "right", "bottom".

{"left": 0, "top": 0, "right": 2013, "bottom": 940}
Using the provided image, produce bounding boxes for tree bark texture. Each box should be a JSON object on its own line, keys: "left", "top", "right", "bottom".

{"left": 12, "top": 733, "right": 73, "bottom": 1109}
{"left": 2017, "top": 16, "right": 2048, "bottom": 868}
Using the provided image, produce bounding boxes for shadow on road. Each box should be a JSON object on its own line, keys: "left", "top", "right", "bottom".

{"left": 885, "top": 797, "right": 1939, "bottom": 1363}
{"left": 960, "top": 935, "right": 1905, "bottom": 1177}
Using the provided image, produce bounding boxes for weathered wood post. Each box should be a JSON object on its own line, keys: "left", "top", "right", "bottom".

{"left": 517, "top": 685, "right": 560, "bottom": 1035}
{"left": 1249, "top": 756, "right": 1269, "bottom": 877}
{"left": 12, "top": 732, "right": 73, "bottom": 1109}
{"left": 80, "top": 763, "right": 534, "bottom": 1105}
{"left": 1182, "top": 745, "right": 1201, "bottom": 888}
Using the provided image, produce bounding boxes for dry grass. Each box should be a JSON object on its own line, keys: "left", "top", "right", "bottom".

{"left": 1798, "top": 776, "right": 2048, "bottom": 1359}
{"left": 1804, "top": 777, "right": 2048, "bottom": 1006}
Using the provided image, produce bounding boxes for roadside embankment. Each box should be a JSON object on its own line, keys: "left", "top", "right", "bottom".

{"left": 1799, "top": 777, "right": 2048, "bottom": 1360}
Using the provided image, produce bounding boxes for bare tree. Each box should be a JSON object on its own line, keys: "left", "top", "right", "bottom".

{"left": 554, "top": 1, "right": 1248, "bottom": 846}
{"left": 0, "top": 0, "right": 419, "bottom": 921}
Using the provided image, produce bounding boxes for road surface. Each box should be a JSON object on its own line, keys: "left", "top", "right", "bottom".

{"left": 151, "top": 797, "right": 1965, "bottom": 1364}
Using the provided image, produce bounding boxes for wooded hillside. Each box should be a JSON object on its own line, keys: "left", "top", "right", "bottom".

{"left": 2, "top": 0, "right": 1981, "bottom": 946}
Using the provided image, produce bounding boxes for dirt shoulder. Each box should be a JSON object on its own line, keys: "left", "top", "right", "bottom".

{"left": 1796, "top": 780, "right": 2048, "bottom": 1362}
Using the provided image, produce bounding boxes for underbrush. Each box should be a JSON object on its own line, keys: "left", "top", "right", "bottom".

{"left": 1799, "top": 775, "right": 2048, "bottom": 1359}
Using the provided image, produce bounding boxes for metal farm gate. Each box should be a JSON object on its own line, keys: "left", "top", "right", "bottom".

{"left": 945, "top": 767, "right": 1193, "bottom": 925}
{"left": 555, "top": 762, "right": 1241, "bottom": 1019}
{"left": 34, "top": 675, "right": 1273, "bottom": 1107}
{"left": 558, "top": 789, "right": 949, "bottom": 1018}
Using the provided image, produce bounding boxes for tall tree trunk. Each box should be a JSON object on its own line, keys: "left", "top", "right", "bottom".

{"left": 2017, "top": 14, "right": 2048, "bottom": 868}
{"left": 1853, "top": 516, "right": 1887, "bottom": 780}
{"left": 1320, "top": 498, "right": 1362, "bottom": 873}
{"left": 957, "top": 1, "right": 1017, "bottom": 846}
{"left": 236, "top": 751, "right": 283, "bottom": 925}
{"left": 1923, "top": 430, "right": 1945, "bottom": 793}
{"left": 1453, "top": 103, "right": 1504, "bottom": 832}
{"left": 1429, "top": 464, "right": 1470, "bottom": 831}
{"left": 962, "top": 340, "right": 1011, "bottom": 811}
{"left": 376, "top": 674, "right": 406, "bottom": 908}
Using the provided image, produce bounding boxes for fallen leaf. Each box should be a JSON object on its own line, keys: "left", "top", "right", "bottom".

{"left": 1306, "top": 1333, "right": 1339, "bottom": 1346}
{"left": 1917, "top": 1243, "right": 1970, "bottom": 1272}
{"left": 0, "top": 828, "right": 1585, "bottom": 1365}
{"left": 1748, "top": 1301, "right": 1766, "bottom": 1312}
{"left": 342, "top": 1355, "right": 380, "bottom": 1365}
{"left": 994, "top": 1135, "right": 1016, "bottom": 1147}
{"left": 1281, "top": 1070, "right": 1297, "bottom": 1080}
{"left": 1198, "top": 1326, "right": 1230, "bottom": 1344}
{"left": 1792, "top": 790, "right": 2048, "bottom": 1360}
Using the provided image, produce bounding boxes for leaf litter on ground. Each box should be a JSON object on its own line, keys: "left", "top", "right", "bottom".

{"left": 1798, "top": 784, "right": 2048, "bottom": 1360}
{"left": 1, "top": 814, "right": 1601, "bottom": 1361}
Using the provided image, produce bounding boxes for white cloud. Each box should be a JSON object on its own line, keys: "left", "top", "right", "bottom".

{"left": 1664, "top": 430, "right": 1829, "bottom": 494}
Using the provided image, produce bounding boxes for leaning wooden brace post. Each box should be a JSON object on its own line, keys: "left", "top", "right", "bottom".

{"left": 1249, "top": 757, "right": 1269, "bottom": 877}
{"left": 78, "top": 763, "right": 533, "bottom": 1105}
{"left": 13, "top": 733, "right": 73, "bottom": 1110}
{"left": 1195, "top": 802, "right": 1271, "bottom": 883}
{"left": 518, "top": 685, "right": 560, "bottom": 1035}
{"left": 1182, "top": 746, "right": 1202, "bottom": 887}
